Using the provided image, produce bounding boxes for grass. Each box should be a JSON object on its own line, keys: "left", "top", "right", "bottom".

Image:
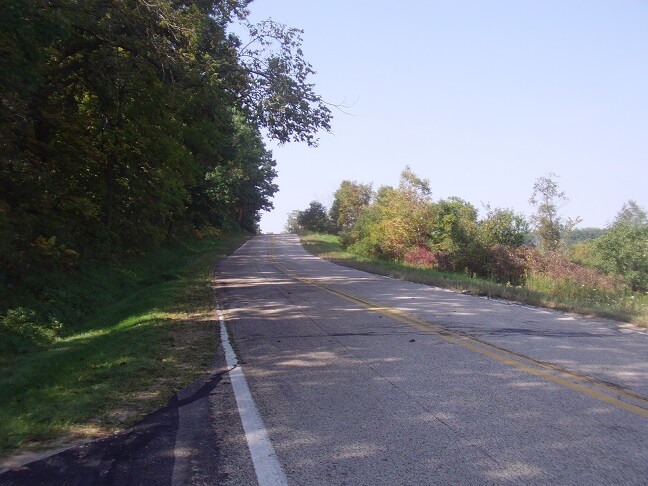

{"left": 301, "top": 233, "right": 648, "bottom": 327}
{"left": 0, "top": 230, "right": 249, "bottom": 458}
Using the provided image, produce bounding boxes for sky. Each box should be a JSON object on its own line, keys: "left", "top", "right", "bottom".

{"left": 242, "top": 1, "right": 648, "bottom": 233}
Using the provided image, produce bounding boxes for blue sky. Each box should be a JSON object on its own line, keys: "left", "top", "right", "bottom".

{"left": 243, "top": 1, "right": 648, "bottom": 233}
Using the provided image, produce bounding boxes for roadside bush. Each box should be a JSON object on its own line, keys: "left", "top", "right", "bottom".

{"left": 519, "top": 247, "right": 627, "bottom": 309}
{"left": 192, "top": 225, "right": 223, "bottom": 241}
{"left": 452, "top": 242, "right": 491, "bottom": 278}
{"left": 522, "top": 248, "right": 621, "bottom": 293}
{"left": 594, "top": 222, "right": 648, "bottom": 292}
{"left": 402, "top": 246, "right": 454, "bottom": 272}
{"left": 375, "top": 220, "right": 416, "bottom": 260}
{"left": 487, "top": 245, "right": 527, "bottom": 285}
{"left": 400, "top": 243, "right": 619, "bottom": 293}
{"left": 29, "top": 236, "right": 79, "bottom": 272}
{"left": 581, "top": 200, "right": 648, "bottom": 292}
{"left": 403, "top": 246, "right": 438, "bottom": 268}
{"left": 347, "top": 232, "right": 382, "bottom": 259}
{"left": 338, "top": 231, "right": 354, "bottom": 247}
{"left": 0, "top": 307, "right": 62, "bottom": 354}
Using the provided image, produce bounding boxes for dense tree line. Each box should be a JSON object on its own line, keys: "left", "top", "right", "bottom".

{"left": 288, "top": 169, "right": 648, "bottom": 293}
{"left": 1, "top": 0, "right": 330, "bottom": 286}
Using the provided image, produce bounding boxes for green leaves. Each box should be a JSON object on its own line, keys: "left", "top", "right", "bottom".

{"left": 1, "top": 0, "right": 333, "bottom": 326}
{"left": 236, "top": 19, "right": 332, "bottom": 146}
{"left": 203, "top": 115, "right": 278, "bottom": 232}
{"left": 480, "top": 206, "right": 529, "bottom": 248}
{"left": 594, "top": 201, "right": 648, "bottom": 292}
{"left": 529, "top": 173, "right": 581, "bottom": 252}
{"left": 330, "top": 180, "right": 373, "bottom": 234}
{"left": 1, "top": 0, "right": 330, "bottom": 272}
{"left": 294, "top": 201, "right": 331, "bottom": 234}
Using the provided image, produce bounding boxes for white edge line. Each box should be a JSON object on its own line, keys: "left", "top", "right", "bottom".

{"left": 217, "top": 307, "right": 288, "bottom": 486}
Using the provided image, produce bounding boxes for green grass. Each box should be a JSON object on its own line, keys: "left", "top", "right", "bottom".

{"left": 301, "top": 233, "right": 648, "bottom": 327}
{"left": 0, "top": 230, "right": 249, "bottom": 458}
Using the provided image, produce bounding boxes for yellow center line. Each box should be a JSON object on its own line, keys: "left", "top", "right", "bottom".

{"left": 268, "top": 249, "right": 648, "bottom": 419}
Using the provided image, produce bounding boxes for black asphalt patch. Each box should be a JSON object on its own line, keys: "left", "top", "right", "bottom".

{"left": 0, "top": 370, "right": 226, "bottom": 486}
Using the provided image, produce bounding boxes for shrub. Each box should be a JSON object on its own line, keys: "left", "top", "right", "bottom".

{"left": 402, "top": 246, "right": 454, "bottom": 272}
{"left": 30, "top": 236, "right": 79, "bottom": 272}
{"left": 0, "top": 307, "right": 62, "bottom": 354}
{"left": 452, "top": 241, "right": 490, "bottom": 278}
{"left": 522, "top": 248, "right": 622, "bottom": 293}
{"left": 487, "top": 245, "right": 527, "bottom": 285}
{"left": 403, "top": 246, "right": 438, "bottom": 268}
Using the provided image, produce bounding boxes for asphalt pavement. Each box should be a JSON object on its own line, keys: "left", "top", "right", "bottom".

{"left": 214, "top": 234, "right": 648, "bottom": 485}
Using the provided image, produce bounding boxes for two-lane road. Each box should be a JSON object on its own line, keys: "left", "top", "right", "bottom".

{"left": 209, "top": 235, "right": 648, "bottom": 485}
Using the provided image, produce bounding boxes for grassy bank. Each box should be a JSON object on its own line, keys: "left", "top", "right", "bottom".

{"left": 0, "top": 230, "right": 248, "bottom": 458}
{"left": 301, "top": 233, "right": 648, "bottom": 327}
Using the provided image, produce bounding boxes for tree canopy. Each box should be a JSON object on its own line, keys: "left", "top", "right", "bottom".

{"left": 0, "top": 0, "right": 330, "bottom": 288}
{"left": 329, "top": 180, "right": 373, "bottom": 235}
{"left": 286, "top": 201, "right": 331, "bottom": 234}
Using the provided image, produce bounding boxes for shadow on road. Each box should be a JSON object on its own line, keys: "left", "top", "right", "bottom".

{"left": 0, "top": 369, "right": 227, "bottom": 486}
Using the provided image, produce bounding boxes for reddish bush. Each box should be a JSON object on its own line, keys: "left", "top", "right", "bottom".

{"left": 487, "top": 245, "right": 527, "bottom": 285}
{"left": 520, "top": 248, "right": 621, "bottom": 292}
{"left": 380, "top": 237, "right": 411, "bottom": 261}
{"left": 403, "top": 246, "right": 453, "bottom": 271}
{"left": 403, "top": 246, "right": 437, "bottom": 268}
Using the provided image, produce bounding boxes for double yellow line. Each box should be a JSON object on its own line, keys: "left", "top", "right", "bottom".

{"left": 269, "top": 251, "right": 648, "bottom": 420}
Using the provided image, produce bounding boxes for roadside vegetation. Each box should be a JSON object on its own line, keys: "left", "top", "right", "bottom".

{"left": 0, "top": 229, "right": 248, "bottom": 458}
{"left": 1, "top": 1, "right": 330, "bottom": 284}
{"left": 290, "top": 169, "right": 648, "bottom": 327}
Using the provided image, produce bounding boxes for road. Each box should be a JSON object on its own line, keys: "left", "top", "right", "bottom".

{"left": 2, "top": 234, "right": 648, "bottom": 485}
{"left": 207, "top": 235, "right": 648, "bottom": 485}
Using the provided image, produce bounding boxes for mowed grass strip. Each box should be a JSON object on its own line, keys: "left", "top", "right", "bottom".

{"left": 0, "top": 232, "right": 248, "bottom": 458}
{"left": 300, "top": 233, "right": 648, "bottom": 327}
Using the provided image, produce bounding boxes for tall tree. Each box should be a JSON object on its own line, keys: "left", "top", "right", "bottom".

{"left": 284, "top": 210, "right": 301, "bottom": 234}
{"left": 479, "top": 206, "right": 529, "bottom": 248}
{"left": 329, "top": 180, "right": 373, "bottom": 234}
{"left": 429, "top": 197, "right": 478, "bottom": 253}
{"left": 204, "top": 115, "right": 278, "bottom": 233}
{"left": 296, "top": 201, "right": 331, "bottom": 233}
{"left": 529, "top": 173, "right": 580, "bottom": 252}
